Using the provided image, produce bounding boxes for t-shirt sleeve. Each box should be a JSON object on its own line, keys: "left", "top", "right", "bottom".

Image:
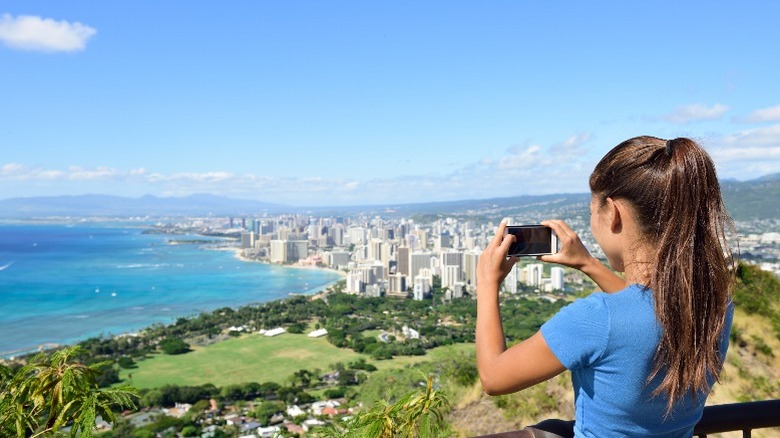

{"left": 541, "top": 293, "right": 610, "bottom": 370}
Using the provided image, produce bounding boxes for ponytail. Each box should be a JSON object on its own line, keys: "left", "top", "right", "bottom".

{"left": 589, "top": 136, "right": 734, "bottom": 413}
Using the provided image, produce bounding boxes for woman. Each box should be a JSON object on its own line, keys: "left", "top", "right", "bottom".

{"left": 476, "top": 136, "right": 734, "bottom": 437}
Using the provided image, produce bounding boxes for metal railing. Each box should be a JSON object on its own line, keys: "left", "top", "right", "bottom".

{"left": 693, "top": 399, "right": 780, "bottom": 437}
{"left": 474, "top": 399, "right": 780, "bottom": 438}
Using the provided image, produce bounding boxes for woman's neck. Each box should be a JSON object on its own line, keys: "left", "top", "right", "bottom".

{"left": 621, "top": 244, "right": 654, "bottom": 286}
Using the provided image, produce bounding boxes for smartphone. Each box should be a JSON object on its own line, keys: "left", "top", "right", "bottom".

{"left": 504, "top": 225, "right": 558, "bottom": 257}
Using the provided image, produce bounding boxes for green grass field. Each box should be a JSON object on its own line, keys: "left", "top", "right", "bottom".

{"left": 119, "top": 332, "right": 475, "bottom": 389}
{"left": 120, "top": 333, "right": 364, "bottom": 388}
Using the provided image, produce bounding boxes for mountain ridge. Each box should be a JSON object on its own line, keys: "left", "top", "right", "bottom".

{"left": 0, "top": 174, "right": 777, "bottom": 220}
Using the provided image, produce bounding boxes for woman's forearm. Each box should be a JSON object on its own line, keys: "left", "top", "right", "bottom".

{"left": 580, "top": 257, "right": 627, "bottom": 293}
{"left": 476, "top": 281, "right": 506, "bottom": 380}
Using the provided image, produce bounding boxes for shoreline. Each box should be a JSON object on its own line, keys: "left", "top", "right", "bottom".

{"left": 2, "top": 237, "right": 344, "bottom": 361}
{"left": 228, "top": 247, "right": 347, "bottom": 278}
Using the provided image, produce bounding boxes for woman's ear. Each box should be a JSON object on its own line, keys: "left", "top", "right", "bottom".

{"left": 605, "top": 197, "right": 623, "bottom": 233}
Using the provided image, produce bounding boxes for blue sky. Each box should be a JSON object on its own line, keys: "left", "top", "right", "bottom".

{"left": 1, "top": 1, "right": 779, "bottom": 206}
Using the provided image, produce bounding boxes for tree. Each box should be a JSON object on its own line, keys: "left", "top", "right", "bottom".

{"left": 158, "top": 337, "right": 190, "bottom": 355}
{"left": 254, "top": 400, "right": 285, "bottom": 425}
{"left": 0, "top": 346, "right": 138, "bottom": 437}
{"left": 291, "top": 369, "right": 313, "bottom": 389}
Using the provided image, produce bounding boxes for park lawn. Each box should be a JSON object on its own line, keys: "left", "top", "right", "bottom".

{"left": 120, "top": 333, "right": 477, "bottom": 389}
{"left": 120, "top": 332, "right": 365, "bottom": 389}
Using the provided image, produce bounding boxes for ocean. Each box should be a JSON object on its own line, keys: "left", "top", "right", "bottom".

{"left": 0, "top": 222, "right": 343, "bottom": 358}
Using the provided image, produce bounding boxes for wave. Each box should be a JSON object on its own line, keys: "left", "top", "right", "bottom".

{"left": 116, "top": 263, "right": 169, "bottom": 269}
{"left": 0, "top": 261, "right": 14, "bottom": 271}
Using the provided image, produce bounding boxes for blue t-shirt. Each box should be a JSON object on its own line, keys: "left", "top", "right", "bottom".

{"left": 541, "top": 284, "right": 733, "bottom": 437}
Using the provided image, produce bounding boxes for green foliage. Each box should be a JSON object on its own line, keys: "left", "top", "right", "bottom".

{"left": 254, "top": 400, "right": 285, "bottom": 425}
{"left": 358, "top": 366, "right": 435, "bottom": 407}
{"left": 0, "top": 346, "right": 138, "bottom": 438}
{"left": 139, "top": 383, "right": 218, "bottom": 407}
{"left": 117, "top": 356, "right": 137, "bottom": 369}
{"left": 314, "top": 374, "right": 449, "bottom": 438}
{"left": 324, "top": 386, "right": 348, "bottom": 399}
{"left": 349, "top": 358, "right": 378, "bottom": 372}
{"left": 158, "top": 337, "right": 190, "bottom": 355}
{"left": 734, "top": 263, "right": 780, "bottom": 316}
{"left": 440, "top": 352, "right": 478, "bottom": 387}
{"left": 287, "top": 322, "right": 307, "bottom": 334}
{"left": 733, "top": 263, "right": 780, "bottom": 341}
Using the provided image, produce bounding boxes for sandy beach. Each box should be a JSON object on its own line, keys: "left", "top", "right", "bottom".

{"left": 230, "top": 247, "right": 347, "bottom": 278}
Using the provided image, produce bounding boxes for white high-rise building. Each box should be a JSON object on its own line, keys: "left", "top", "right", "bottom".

{"left": 347, "top": 227, "right": 367, "bottom": 246}
{"left": 503, "top": 264, "right": 519, "bottom": 294}
{"left": 442, "top": 264, "right": 462, "bottom": 289}
{"left": 412, "top": 229, "right": 428, "bottom": 250}
{"left": 387, "top": 274, "right": 407, "bottom": 297}
{"left": 418, "top": 268, "right": 434, "bottom": 286}
{"left": 463, "top": 250, "right": 479, "bottom": 288}
{"left": 524, "top": 263, "right": 544, "bottom": 287}
{"left": 241, "top": 232, "right": 256, "bottom": 249}
{"left": 329, "top": 225, "right": 345, "bottom": 247}
{"left": 440, "top": 250, "right": 463, "bottom": 269}
{"left": 286, "top": 240, "right": 308, "bottom": 262}
{"left": 270, "top": 240, "right": 286, "bottom": 263}
{"left": 346, "top": 272, "right": 364, "bottom": 294}
{"left": 551, "top": 267, "right": 565, "bottom": 291}
{"left": 410, "top": 252, "right": 435, "bottom": 283}
{"left": 329, "top": 251, "right": 351, "bottom": 269}
{"left": 413, "top": 276, "right": 431, "bottom": 301}
{"left": 451, "top": 282, "right": 465, "bottom": 299}
{"left": 368, "top": 239, "right": 383, "bottom": 262}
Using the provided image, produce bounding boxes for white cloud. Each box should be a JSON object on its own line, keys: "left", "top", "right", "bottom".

{"left": 496, "top": 145, "right": 543, "bottom": 170}
{"left": 550, "top": 132, "right": 593, "bottom": 154}
{"left": 663, "top": 103, "right": 729, "bottom": 124}
{"left": 67, "top": 166, "right": 118, "bottom": 180}
{"left": 708, "top": 124, "right": 780, "bottom": 178}
{"left": 0, "top": 14, "right": 96, "bottom": 52}
{"left": 0, "top": 164, "right": 118, "bottom": 181}
{"left": 744, "top": 105, "right": 780, "bottom": 123}
{"left": 0, "top": 133, "right": 600, "bottom": 205}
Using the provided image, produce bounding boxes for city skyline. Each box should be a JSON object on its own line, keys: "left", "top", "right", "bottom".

{"left": 2, "top": 1, "right": 780, "bottom": 206}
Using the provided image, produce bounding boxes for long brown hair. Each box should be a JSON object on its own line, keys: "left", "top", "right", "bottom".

{"left": 589, "top": 136, "right": 734, "bottom": 412}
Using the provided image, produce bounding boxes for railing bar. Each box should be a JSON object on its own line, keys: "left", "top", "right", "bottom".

{"left": 743, "top": 430, "right": 751, "bottom": 438}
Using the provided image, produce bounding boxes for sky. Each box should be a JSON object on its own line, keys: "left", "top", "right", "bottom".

{"left": 1, "top": 1, "right": 779, "bottom": 207}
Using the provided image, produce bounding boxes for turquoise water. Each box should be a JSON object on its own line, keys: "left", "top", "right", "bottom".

{"left": 0, "top": 223, "right": 342, "bottom": 357}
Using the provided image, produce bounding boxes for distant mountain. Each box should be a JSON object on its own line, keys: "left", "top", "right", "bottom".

{"left": 721, "top": 177, "right": 780, "bottom": 221}
{"left": 0, "top": 173, "right": 777, "bottom": 220}
{"left": 0, "top": 194, "right": 287, "bottom": 218}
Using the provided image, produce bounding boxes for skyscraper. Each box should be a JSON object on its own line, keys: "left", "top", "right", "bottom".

{"left": 410, "top": 252, "right": 434, "bottom": 283}
{"left": 524, "top": 263, "right": 544, "bottom": 287}
{"left": 551, "top": 267, "right": 565, "bottom": 291}
{"left": 503, "top": 264, "right": 519, "bottom": 294}
{"left": 397, "top": 246, "right": 410, "bottom": 276}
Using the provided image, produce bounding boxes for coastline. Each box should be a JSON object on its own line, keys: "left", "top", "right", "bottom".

{"left": 0, "top": 225, "right": 344, "bottom": 360}
{"left": 229, "top": 247, "right": 347, "bottom": 278}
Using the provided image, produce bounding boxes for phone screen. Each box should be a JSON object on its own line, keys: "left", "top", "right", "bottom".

{"left": 505, "top": 225, "right": 553, "bottom": 256}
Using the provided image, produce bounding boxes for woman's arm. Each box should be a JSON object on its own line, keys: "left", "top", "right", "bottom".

{"left": 539, "top": 219, "right": 627, "bottom": 293}
{"left": 476, "top": 221, "right": 566, "bottom": 395}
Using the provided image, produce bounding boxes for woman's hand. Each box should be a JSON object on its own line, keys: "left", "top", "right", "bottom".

{"left": 538, "top": 219, "right": 594, "bottom": 270}
{"left": 477, "top": 220, "right": 519, "bottom": 295}
{"left": 539, "top": 219, "right": 627, "bottom": 293}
